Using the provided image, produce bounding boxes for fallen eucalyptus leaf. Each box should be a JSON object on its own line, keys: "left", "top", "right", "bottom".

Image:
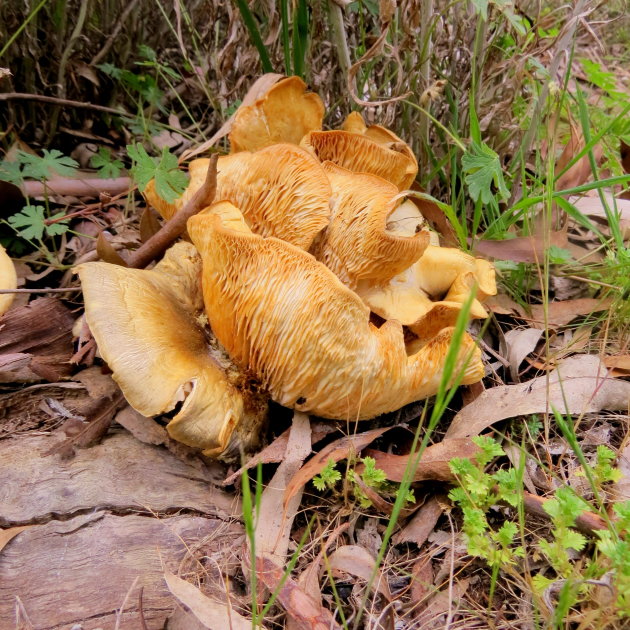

{"left": 446, "top": 355, "right": 630, "bottom": 439}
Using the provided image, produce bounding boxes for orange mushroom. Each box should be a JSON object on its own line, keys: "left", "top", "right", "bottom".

{"left": 187, "top": 203, "right": 484, "bottom": 421}
{"left": 301, "top": 112, "right": 418, "bottom": 190}
{"left": 0, "top": 244, "right": 17, "bottom": 316}
{"left": 144, "top": 144, "right": 331, "bottom": 251}
{"left": 229, "top": 76, "right": 325, "bottom": 153}
{"left": 76, "top": 242, "right": 268, "bottom": 458}
{"left": 311, "top": 163, "right": 429, "bottom": 287}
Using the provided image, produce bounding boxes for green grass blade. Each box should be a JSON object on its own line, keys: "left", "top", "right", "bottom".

{"left": 280, "top": 0, "right": 292, "bottom": 75}
{"left": 233, "top": 0, "right": 274, "bottom": 73}
{"left": 292, "top": 0, "right": 309, "bottom": 79}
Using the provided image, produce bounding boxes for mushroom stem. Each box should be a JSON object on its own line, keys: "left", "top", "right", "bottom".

{"left": 128, "top": 154, "right": 218, "bottom": 269}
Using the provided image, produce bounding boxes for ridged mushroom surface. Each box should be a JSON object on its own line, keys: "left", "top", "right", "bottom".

{"left": 301, "top": 112, "right": 418, "bottom": 190}
{"left": 311, "top": 163, "right": 429, "bottom": 287}
{"left": 229, "top": 76, "right": 324, "bottom": 153}
{"left": 76, "top": 242, "right": 268, "bottom": 458}
{"left": 144, "top": 145, "right": 331, "bottom": 251}
{"left": 188, "top": 203, "right": 484, "bottom": 420}
{"left": 0, "top": 244, "right": 17, "bottom": 316}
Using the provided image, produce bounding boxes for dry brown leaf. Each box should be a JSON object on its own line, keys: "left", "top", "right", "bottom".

{"left": 529, "top": 297, "right": 613, "bottom": 329}
{"left": 256, "top": 555, "right": 340, "bottom": 630}
{"left": 446, "top": 355, "right": 630, "bottom": 439}
{"left": 364, "top": 439, "right": 480, "bottom": 483}
{"left": 503, "top": 328, "right": 544, "bottom": 381}
{"left": 114, "top": 405, "right": 168, "bottom": 445}
{"left": 473, "top": 231, "right": 567, "bottom": 263}
{"left": 409, "top": 557, "right": 434, "bottom": 616}
{"left": 569, "top": 193, "right": 630, "bottom": 239}
{"left": 139, "top": 206, "right": 162, "bottom": 242}
{"left": 0, "top": 526, "right": 31, "bottom": 554}
{"left": 96, "top": 232, "right": 128, "bottom": 266}
{"left": 256, "top": 413, "right": 311, "bottom": 565}
{"left": 485, "top": 293, "right": 527, "bottom": 317}
{"left": 328, "top": 545, "right": 392, "bottom": 600}
{"left": 604, "top": 355, "right": 630, "bottom": 377}
{"left": 283, "top": 427, "right": 393, "bottom": 508}
{"left": 612, "top": 443, "right": 630, "bottom": 502}
{"left": 393, "top": 495, "right": 444, "bottom": 546}
{"left": 164, "top": 571, "right": 257, "bottom": 630}
{"left": 414, "top": 578, "right": 470, "bottom": 627}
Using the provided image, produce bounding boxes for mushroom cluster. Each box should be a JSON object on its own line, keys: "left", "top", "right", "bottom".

{"left": 77, "top": 77, "right": 496, "bottom": 459}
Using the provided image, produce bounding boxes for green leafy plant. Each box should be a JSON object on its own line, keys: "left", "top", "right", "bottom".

{"left": 91, "top": 147, "right": 124, "bottom": 179}
{"left": 449, "top": 436, "right": 525, "bottom": 568}
{"left": 7, "top": 205, "right": 70, "bottom": 241}
{"left": 0, "top": 149, "right": 79, "bottom": 186}
{"left": 312, "top": 456, "right": 414, "bottom": 509}
{"left": 126, "top": 143, "right": 188, "bottom": 203}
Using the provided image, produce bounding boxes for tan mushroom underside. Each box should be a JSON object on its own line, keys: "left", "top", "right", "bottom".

{"left": 76, "top": 242, "right": 267, "bottom": 457}
{"left": 0, "top": 244, "right": 17, "bottom": 316}
{"left": 301, "top": 113, "right": 418, "bottom": 190}
{"left": 356, "top": 244, "right": 497, "bottom": 342}
{"left": 188, "top": 203, "right": 484, "bottom": 421}
{"left": 144, "top": 144, "right": 331, "bottom": 251}
{"left": 311, "top": 163, "right": 429, "bottom": 287}
{"left": 229, "top": 76, "right": 325, "bottom": 153}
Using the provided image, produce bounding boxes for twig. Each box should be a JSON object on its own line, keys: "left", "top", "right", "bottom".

{"left": 90, "top": 0, "right": 141, "bottom": 66}
{"left": 0, "top": 92, "right": 131, "bottom": 117}
{"left": 522, "top": 490, "right": 608, "bottom": 535}
{"left": 0, "top": 288, "right": 82, "bottom": 294}
{"left": 126, "top": 154, "right": 218, "bottom": 269}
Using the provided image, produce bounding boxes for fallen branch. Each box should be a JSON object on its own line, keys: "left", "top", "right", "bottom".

{"left": 23, "top": 176, "right": 132, "bottom": 199}
{"left": 0, "top": 92, "right": 132, "bottom": 117}
{"left": 126, "top": 153, "right": 218, "bottom": 269}
{"left": 522, "top": 490, "right": 608, "bottom": 535}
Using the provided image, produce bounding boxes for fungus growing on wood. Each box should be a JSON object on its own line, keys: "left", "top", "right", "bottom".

{"left": 76, "top": 242, "right": 268, "bottom": 458}
{"left": 187, "top": 203, "right": 484, "bottom": 421}
{"left": 311, "top": 163, "right": 429, "bottom": 287}
{"left": 228, "top": 76, "right": 325, "bottom": 153}
{"left": 0, "top": 244, "right": 17, "bottom": 316}
{"left": 144, "top": 144, "right": 331, "bottom": 250}
{"left": 301, "top": 112, "right": 418, "bottom": 190}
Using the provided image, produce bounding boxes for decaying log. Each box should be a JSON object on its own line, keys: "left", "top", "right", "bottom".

{"left": 0, "top": 431, "right": 244, "bottom": 628}
{"left": 0, "top": 297, "right": 75, "bottom": 383}
{"left": 0, "top": 432, "right": 239, "bottom": 526}
{"left": 0, "top": 512, "right": 239, "bottom": 630}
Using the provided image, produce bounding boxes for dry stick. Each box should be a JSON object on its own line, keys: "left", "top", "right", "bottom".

{"left": 90, "top": 0, "right": 141, "bottom": 66}
{"left": 0, "top": 92, "right": 131, "bottom": 117}
{"left": 0, "top": 288, "right": 82, "bottom": 294}
{"left": 126, "top": 153, "right": 218, "bottom": 269}
{"left": 522, "top": 490, "right": 608, "bottom": 535}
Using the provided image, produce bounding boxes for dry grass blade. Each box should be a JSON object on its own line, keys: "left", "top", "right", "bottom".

{"left": 164, "top": 571, "right": 257, "bottom": 630}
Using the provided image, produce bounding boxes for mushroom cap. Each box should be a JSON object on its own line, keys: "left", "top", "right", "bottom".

{"left": 355, "top": 245, "right": 497, "bottom": 343}
{"left": 188, "top": 204, "right": 483, "bottom": 420}
{"left": 144, "top": 145, "right": 331, "bottom": 251}
{"left": 0, "top": 244, "right": 17, "bottom": 316}
{"left": 228, "top": 76, "right": 325, "bottom": 153}
{"left": 301, "top": 112, "right": 418, "bottom": 190}
{"left": 76, "top": 242, "right": 268, "bottom": 458}
{"left": 311, "top": 163, "right": 429, "bottom": 287}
